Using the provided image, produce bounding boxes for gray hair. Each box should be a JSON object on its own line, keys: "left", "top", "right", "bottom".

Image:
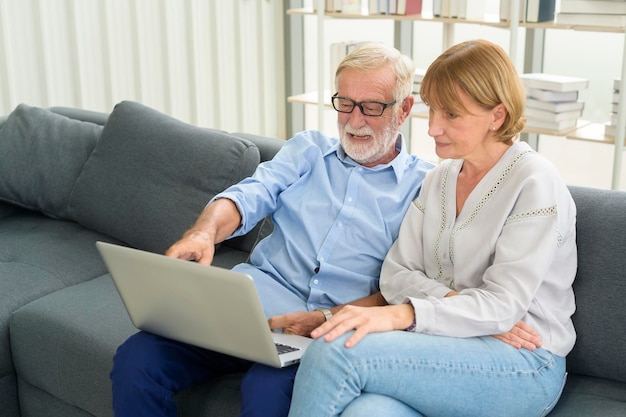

{"left": 335, "top": 42, "right": 415, "bottom": 103}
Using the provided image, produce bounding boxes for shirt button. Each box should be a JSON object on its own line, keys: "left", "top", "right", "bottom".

{"left": 313, "top": 279, "right": 319, "bottom": 285}
{"left": 314, "top": 267, "right": 320, "bottom": 273}
{"left": 347, "top": 197, "right": 353, "bottom": 202}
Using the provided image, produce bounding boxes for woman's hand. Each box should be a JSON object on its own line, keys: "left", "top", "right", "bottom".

{"left": 310, "top": 304, "right": 414, "bottom": 348}
{"left": 492, "top": 320, "right": 543, "bottom": 351}
{"left": 447, "top": 291, "right": 542, "bottom": 350}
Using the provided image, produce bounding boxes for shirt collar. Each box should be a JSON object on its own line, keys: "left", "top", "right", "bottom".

{"left": 327, "top": 133, "right": 410, "bottom": 183}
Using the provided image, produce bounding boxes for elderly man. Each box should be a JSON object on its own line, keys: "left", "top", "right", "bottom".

{"left": 110, "top": 42, "right": 434, "bottom": 417}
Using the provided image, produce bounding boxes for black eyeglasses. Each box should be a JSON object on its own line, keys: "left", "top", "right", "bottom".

{"left": 331, "top": 93, "right": 396, "bottom": 117}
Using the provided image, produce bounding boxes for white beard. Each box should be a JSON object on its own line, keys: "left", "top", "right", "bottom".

{"left": 338, "top": 117, "right": 399, "bottom": 166}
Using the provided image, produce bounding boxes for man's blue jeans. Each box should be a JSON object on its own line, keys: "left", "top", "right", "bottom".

{"left": 111, "top": 331, "right": 298, "bottom": 417}
{"left": 288, "top": 331, "right": 567, "bottom": 417}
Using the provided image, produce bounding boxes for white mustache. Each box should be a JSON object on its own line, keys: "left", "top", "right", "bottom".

{"left": 345, "top": 124, "right": 374, "bottom": 137}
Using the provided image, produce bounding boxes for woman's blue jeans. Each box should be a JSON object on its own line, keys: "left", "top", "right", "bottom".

{"left": 288, "top": 331, "right": 566, "bottom": 417}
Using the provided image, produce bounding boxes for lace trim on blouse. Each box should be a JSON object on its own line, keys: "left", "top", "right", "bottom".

{"left": 437, "top": 149, "right": 533, "bottom": 290}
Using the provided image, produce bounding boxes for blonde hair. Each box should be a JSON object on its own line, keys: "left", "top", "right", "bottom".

{"left": 335, "top": 42, "right": 415, "bottom": 103}
{"left": 420, "top": 39, "right": 526, "bottom": 143}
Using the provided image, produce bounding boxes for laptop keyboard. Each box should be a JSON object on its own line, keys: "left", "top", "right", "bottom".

{"left": 275, "top": 343, "right": 300, "bottom": 354}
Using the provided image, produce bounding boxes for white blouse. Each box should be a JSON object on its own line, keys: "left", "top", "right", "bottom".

{"left": 380, "top": 141, "right": 577, "bottom": 356}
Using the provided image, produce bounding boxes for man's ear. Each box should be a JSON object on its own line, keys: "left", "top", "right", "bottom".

{"left": 398, "top": 95, "right": 414, "bottom": 124}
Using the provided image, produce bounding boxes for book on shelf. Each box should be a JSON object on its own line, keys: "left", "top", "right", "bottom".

{"left": 606, "top": 76, "right": 625, "bottom": 138}
{"left": 525, "top": 0, "right": 556, "bottom": 23}
{"left": 559, "top": 0, "right": 626, "bottom": 15}
{"left": 324, "top": 0, "right": 343, "bottom": 12}
{"left": 605, "top": 123, "right": 626, "bottom": 138}
{"left": 610, "top": 112, "right": 624, "bottom": 126}
{"left": 458, "top": 0, "right": 488, "bottom": 19}
{"left": 341, "top": 0, "right": 362, "bottom": 14}
{"left": 368, "top": 0, "right": 378, "bottom": 14}
{"left": 612, "top": 78, "right": 621, "bottom": 113}
{"left": 389, "top": 0, "right": 398, "bottom": 14}
{"left": 556, "top": 12, "right": 626, "bottom": 27}
{"left": 367, "top": 0, "right": 421, "bottom": 15}
{"left": 525, "top": 117, "right": 579, "bottom": 132}
{"left": 526, "top": 98, "right": 585, "bottom": 113}
{"left": 433, "top": 0, "right": 486, "bottom": 19}
{"left": 500, "top": 0, "right": 525, "bottom": 22}
{"left": 397, "top": 0, "right": 423, "bottom": 15}
{"left": 525, "top": 107, "right": 583, "bottom": 122}
{"left": 432, "top": 0, "right": 448, "bottom": 17}
{"left": 526, "top": 87, "right": 579, "bottom": 102}
{"left": 520, "top": 73, "right": 589, "bottom": 92}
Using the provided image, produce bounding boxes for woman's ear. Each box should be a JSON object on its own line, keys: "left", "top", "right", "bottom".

{"left": 492, "top": 103, "right": 507, "bottom": 128}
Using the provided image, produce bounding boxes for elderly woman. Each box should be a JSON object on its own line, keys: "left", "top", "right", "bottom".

{"left": 287, "top": 39, "right": 577, "bottom": 417}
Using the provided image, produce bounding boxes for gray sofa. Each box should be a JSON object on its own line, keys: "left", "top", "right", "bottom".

{"left": 0, "top": 101, "right": 625, "bottom": 417}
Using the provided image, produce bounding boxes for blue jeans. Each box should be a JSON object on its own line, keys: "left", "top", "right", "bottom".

{"left": 111, "top": 331, "right": 298, "bottom": 417}
{"left": 288, "top": 331, "right": 567, "bottom": 417}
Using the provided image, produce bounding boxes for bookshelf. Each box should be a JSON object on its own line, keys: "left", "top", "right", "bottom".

{"left": 285, "top": 0, "right": 626, "bottom": 189}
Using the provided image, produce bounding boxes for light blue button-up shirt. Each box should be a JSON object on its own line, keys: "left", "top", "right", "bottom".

{"left": 215, "top": 130, "right": 434, "bottom": 318}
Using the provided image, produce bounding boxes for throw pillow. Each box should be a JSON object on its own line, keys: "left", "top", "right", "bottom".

{"left": 68, "top": 101, "right": 260, "bottom": 254}
{"left": 0, "top": 103, "right": 103, "bottom": 219}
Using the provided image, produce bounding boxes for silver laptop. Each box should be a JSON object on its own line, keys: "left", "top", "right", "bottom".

{"left": 96, "top": 241, "right": 312, "bottom": 368}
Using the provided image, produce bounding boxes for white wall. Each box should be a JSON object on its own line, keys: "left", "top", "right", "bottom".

{"left": 0, "top": 0, "right": 287, "bottom": 138}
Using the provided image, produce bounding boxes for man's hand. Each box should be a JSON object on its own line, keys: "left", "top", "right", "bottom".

{"left": 492, "top": 320, "right": 542, "bottom": 351}
{"left": 165, "top": 198, "right": 242, "bottom": 265}
{"left": 165, "top": 231, "right": 215, "bottom": 265}
{"left": 268, "top": 293, "right": 389, "bottom": 338}
{"left": 268, "top": 311, "right": 328, "bottom": 337}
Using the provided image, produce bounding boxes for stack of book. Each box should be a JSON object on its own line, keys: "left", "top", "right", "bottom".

{"left": 557, "top": 0, "right": 626, "bottom": 28}
{"left": 605, "top": 78, "right": 624, "bottom": 138}
{"left": 412, "top": 68, "right": 428, "bottom": 114}
{"left": 520, "top": 73, "right": 589, "bottom": 133}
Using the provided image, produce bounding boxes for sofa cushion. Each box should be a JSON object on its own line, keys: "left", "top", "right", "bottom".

{"left": 11, "top": 274, "right": 244, "bottom": 417}
{"left": 567, "top": 186, "right": 626, "bottom": 384}
{"left": 10, "top": 275, "right": 138, "bottom": 417}
{"left": 0, "top": 104, "right": 102, "bottom": 219}
{"left": 549, "top": 374, "right": 626, "bottom": 417}
{"left": 68, "top": 101, "right": 261, "bottom": 254}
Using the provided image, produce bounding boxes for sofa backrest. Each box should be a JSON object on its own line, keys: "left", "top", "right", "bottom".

{"left": 0, "top": 102, "right": 274, "bottom": 255}
{"left": 566, "top": 185, "right": 626, "bottom": 384}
